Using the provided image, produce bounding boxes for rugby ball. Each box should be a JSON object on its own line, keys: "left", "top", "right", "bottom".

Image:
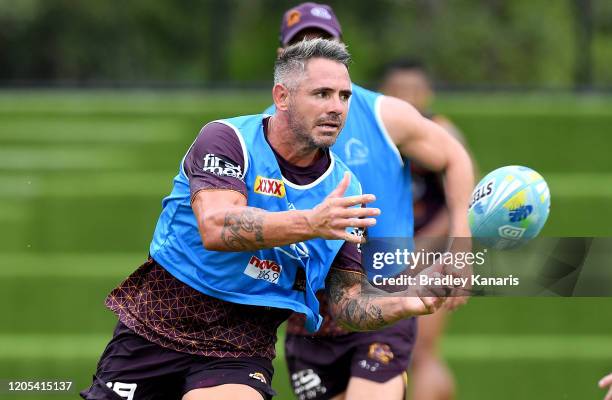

{"left": 468, "top": 166, "right": 550, "bottom": 249}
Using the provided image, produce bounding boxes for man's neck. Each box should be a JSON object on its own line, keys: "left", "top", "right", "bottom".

{"left": 266, "top": 115, "right": 322, "bottom": 167}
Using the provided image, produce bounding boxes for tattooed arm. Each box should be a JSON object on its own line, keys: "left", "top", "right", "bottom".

{"left": 191, "top": 173, "right": 380, "bottom": 252}
{"left": 326, "top": 268, "right": 445, "bottom": 331}
{"left": 192, "top": 189, "right": 312, "bottom": 251}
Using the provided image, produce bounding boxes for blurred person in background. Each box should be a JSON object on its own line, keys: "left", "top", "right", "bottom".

{"left": 81, "top": 39, "right": 449, "bottom": 400}
{"left": 380, "top": 59, "right": 474, "bottom": 400}
{"left": 267, "top": 3, "right": 474, "bottom": 400}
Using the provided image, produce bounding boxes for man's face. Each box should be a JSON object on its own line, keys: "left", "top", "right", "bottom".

{"left": 380, "top": 69, "right": 432, "bottom": 113}
{"left": 286, "top": 57, "right": 352, "bottom": 150}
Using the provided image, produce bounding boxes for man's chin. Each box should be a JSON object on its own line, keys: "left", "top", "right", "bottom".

{"left": 313, "top": 135, "right": 338, "bottom": 150}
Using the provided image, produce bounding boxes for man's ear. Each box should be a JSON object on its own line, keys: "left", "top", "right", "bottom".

{"left": 276, "top": 47, "right": 283, "bottom": 58}
{"left": 272, "top": 83, "right": 290, "bottom": 111}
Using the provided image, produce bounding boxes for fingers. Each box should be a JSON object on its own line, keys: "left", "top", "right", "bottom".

{"left": 327, "top": 173, "right": 376, "bottom": 206}
{"left": 328, "top": 172, "right": 351, "bottom": 198}
{"left": 334, "top": 194, "right": 376, "bottom": 207}
{"left": 600, "top": 373, "right": 612, "bottom": 388}
{"left": 334, "top": 218, "right": 377, "bottom": 229}
{"left": 401, "top": 296, "right": 447, "bottom": 316}
{"left": 420, "top": 296, "right": 446, "bottom": 313}
{"left": 402, "top": 297, "right": 432, "bottom": 315}
{"left": 444, "top": 296, "right": 469, "bottom": 311}
{"left": 313, "top": 174, "right": 379, "bottom": 242}
{"left": 332, "top": 206, "right": 380, "bottom": 220}
{"left": 339, "top": 206, "right": 380, "bottom": 219}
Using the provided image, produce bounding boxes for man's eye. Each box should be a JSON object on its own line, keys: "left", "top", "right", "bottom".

{"left": 340, "top": 94, "right": 350, "bottom": 102}
{"left": 315, "top": 92, "right": 327, "bottom": 98}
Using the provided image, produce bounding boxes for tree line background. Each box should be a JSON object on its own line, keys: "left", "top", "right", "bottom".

{"left": 1, "top": 0, "right": 611, "bottom": 89}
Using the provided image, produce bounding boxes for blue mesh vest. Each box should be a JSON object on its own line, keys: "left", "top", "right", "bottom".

{"left": 265, "top": 85, "right": 414, "bottom": 277}
{"left": 149, "top": 114, "right": 362, "bottom": 332}
{"left": 265, "top": 84, "right": 413, "bottom": 237}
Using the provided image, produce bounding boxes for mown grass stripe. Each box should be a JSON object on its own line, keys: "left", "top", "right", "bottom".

{"left": 0, "top": 122, "right": 180, "bottom": 144}
{"left": 440, "top": 335, "right": 612, "bottom": 360}
{"left": 0, "top": 172, "right": 174, "bottom": 198}
{"left": 0, "top": 334, "right": 610, "bottom": 360}
{"left": 0, "top": 173, "right": 610, "bottom": 198}
{"left": 0, "top": 253, "right": 145, "bottom": 277}
{"left": 2, "top": 91, "right": 612, "bottom": 116}
{"left": 0, "top": 148, "right": 137, "bottom": 170}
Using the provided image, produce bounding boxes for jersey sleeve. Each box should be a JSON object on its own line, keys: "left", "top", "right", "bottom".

{"left": 330, "top": 242, "right": 365, "bottom": 275}
{"left": 183, "top": 122, "right": 247, "bottom": 201}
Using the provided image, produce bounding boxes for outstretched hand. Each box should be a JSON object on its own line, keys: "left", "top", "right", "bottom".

{"left": 307, "top": 172, "right": 380, "bottom": 243}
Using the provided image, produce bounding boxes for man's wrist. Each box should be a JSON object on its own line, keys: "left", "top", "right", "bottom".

{"left": 291, "top": 209, "right": 317, "bottom": 240}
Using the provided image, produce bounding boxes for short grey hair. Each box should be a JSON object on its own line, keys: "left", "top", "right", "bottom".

{"left": 274, "top": 38, "right": 351, "bottom": 89}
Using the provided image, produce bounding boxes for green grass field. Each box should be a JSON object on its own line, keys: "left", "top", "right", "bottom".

{"left": 0, "top": 90, "right": 611, "bottom": 399}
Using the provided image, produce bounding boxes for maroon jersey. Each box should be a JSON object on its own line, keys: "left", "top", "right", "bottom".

{"left": 412, "top": 113, "right": 447, "bottom": 232}
{"left": 411, "top": 164, "right": 446, "bottom": 232}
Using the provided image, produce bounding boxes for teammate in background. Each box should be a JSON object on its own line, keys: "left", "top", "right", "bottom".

{"left": 81, "top": 39, "right": 447, "bottom": 400}
{"left": 268, "top": 4, "right": 474, "bottom": 400}
{"left": 380, "top": 59, "right": 473, "bottom": 400}
{"left": 600, "top": 373, "right": 612, "bottom": 400}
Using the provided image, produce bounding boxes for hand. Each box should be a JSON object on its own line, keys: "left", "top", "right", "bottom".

{"left": 444, "top": 296, "right": 469, "bottom": 311}
{"left": 400, "top": 267, "right": 449, "bottom": 316}
{"left": 400, "top": 292, "right": 447, "bottom": 316}
{"left": 600, "top": 373, "right": 612, "bottom": 400}
{"left": 307, "top": 172, "right": 379, "bottom": 244}
{"left": 412, "top": 264, "right": 467, "bottom": 312}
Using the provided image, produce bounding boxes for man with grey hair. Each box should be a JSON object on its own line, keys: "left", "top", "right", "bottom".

{"left": 274, "top": 37, "right": 351, "bottom": 86}
{"left": 81, "top": 38, "right": 446, "bottom": 400}
{"left": 266, "top": 4, "right": 474, "bottom": 400}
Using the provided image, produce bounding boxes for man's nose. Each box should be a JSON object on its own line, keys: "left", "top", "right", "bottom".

{"left": 327, "top": 94, "right": 346, "bottom": 115}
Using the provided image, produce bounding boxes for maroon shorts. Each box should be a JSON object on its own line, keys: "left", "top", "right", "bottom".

{"left": 80, "top": 322, "right": 276, "bottom": 400}
{"left": 285, "top": 317, "right": 417, "bottom": 400}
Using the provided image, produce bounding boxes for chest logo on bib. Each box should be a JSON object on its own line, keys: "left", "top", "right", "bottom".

{"left": 254, "top": 176, "right": 285, "bottom": 198}
{"left": 244, "top": 255, "right": 282, "bottom": 284}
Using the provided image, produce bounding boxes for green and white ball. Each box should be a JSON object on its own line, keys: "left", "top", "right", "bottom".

{"left": 468, "top": 166, "right": 550, "bottom": 249}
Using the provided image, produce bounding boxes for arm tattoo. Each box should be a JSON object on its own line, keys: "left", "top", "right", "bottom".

{"left": 327, "top": 269, "right": 389, "bottom": 331}
{"left": 220, "top": 208, "right": 265, "bottom": 250}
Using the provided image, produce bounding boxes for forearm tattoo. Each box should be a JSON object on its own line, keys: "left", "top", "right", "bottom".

{"left": 220, "top": 208, "right": 265, "bottom": 250}
{"left": 327, "top": 269, "right": 389, "bottom": 331}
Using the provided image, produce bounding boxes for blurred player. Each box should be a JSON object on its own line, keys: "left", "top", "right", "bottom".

{"left": 380, "top": 58, "right": 473, "bottom": 400}
{"left": 600, "top": 373, "right": 612, "bottom": 400}
{"left": 81, "top": 39, "right": 448, "bottom": 400}
{"left": 268, "top": 4, "right": 474, "bottom": 400}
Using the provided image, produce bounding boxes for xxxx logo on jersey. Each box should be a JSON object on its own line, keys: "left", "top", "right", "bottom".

{"left": 254, "top": 176, "right": 285, "bottom": 198}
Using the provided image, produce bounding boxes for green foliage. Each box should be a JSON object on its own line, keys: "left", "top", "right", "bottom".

{"left": 1, "top": 0, "right": 611, "bottom": 86}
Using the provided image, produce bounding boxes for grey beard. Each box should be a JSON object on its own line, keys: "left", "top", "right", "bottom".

{"left": 287, "top": 111, "right": 330, "bottom": 152}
